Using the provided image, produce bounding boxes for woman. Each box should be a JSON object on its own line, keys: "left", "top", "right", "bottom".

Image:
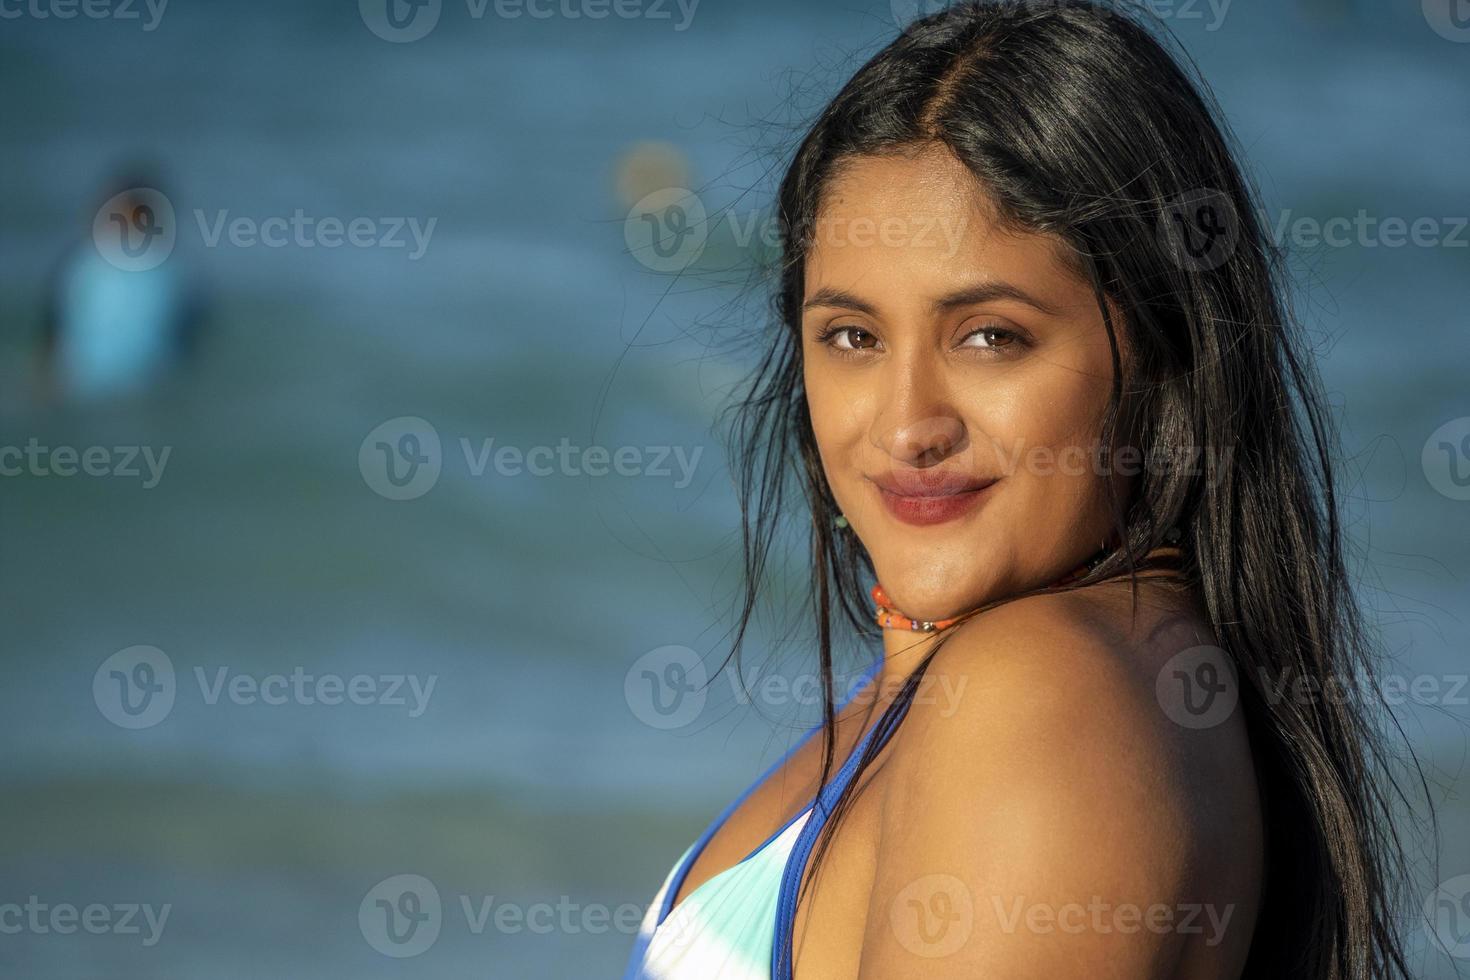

{"left": 624, "top": 2, "right": 1420, "bottom": 977}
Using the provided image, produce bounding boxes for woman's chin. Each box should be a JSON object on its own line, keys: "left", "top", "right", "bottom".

{"left": 876, "top": 584, "right": 987, "bottom": 625}
{"left": 871, "top": 554, "right": 994, "bottom": 620}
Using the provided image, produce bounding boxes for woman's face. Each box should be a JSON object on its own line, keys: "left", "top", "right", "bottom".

{"left": 801, "top": 143, "right": 1127, "bottom": 622}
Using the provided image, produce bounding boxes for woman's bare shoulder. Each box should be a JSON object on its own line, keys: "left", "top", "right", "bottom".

{"left": 886, "top": 582, "right": 1248, "bottom": 821}
{"left": 859, "top": 585, "right": 1261, "bottom": 976}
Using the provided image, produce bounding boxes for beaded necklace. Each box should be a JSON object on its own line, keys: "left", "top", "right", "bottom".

{"left": 871, "top": 536, "right": 1183, "bottom": 632}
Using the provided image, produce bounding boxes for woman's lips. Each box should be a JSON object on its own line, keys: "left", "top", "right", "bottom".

{"left": 872, "top": 479, "right": 999, "bottom": 527}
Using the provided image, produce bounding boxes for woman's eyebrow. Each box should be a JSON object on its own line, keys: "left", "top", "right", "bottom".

{"left": 931, "top": 281, "right": 1060, "bottom": 317}
{"left": 802, "top": 287, "right": 877, "bottom": 316}
{"left": 802, "top": 280, "right": 1060, "bottom": 317}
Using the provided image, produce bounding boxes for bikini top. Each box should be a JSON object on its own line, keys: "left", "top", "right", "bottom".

{"left": 623, "top": 656, "right": 909, "bottom": 979}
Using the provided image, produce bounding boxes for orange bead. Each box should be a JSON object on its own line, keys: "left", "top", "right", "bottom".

{"left": 870, "top": 558, "right": 1100, "bottom": 632}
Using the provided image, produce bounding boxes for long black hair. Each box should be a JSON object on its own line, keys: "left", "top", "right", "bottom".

{"left": 719, "top": 2, "right": 1425, "bottom": 976}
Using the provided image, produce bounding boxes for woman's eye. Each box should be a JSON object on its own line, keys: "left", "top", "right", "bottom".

{"left": 825, "top": 326, "right": 879, "bottom": 351}
{"left": 959, "top": 325, "right": 1018, "bottom": 350}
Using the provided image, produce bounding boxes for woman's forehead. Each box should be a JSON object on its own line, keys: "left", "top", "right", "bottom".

{"left": 806, "top": 147, "right": 1089, "bottom": 299}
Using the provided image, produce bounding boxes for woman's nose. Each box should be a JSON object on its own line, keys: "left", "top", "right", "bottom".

{"left": 881, "top": 413, "right": 966, "bottom": 468}
{"left": 871, "top": 377, "right": 968, "bottom": 468}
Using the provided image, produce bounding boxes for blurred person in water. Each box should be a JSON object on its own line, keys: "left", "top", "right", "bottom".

{"left": 37, "top": 168, "right": 207, "bottom": 407}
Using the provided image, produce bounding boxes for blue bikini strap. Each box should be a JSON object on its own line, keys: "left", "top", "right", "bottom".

{"left": 623, "top": 657, "right": 885, "bottom": 980}
{"left": 771, "top": 680, "right": 914, "bottom": 980}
